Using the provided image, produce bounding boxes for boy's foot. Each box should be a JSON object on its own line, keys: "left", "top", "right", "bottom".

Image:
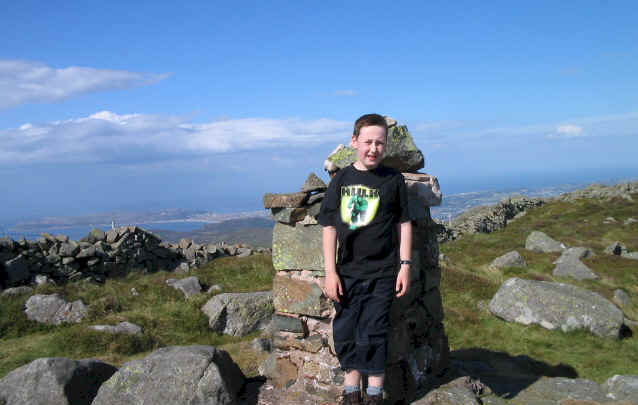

{"left": 363, "top": 393, "right": 383, "bottom": 405}
{"left": 339, "top": 390, "right": 362, "bottom": 405}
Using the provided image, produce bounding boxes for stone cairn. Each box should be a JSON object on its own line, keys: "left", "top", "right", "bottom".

{"left": 261, "top": 117, "right": 449, "bottom": 404}
{"left": 0, "top": 226, "right": 266, "bottom": 289}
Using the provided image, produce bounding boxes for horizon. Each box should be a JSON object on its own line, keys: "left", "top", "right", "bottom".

{"left": 2, "top": 2, "right": 638, "bottom": 224}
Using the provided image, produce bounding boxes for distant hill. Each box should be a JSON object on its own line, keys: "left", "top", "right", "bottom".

{"left": 152, "top": 217, "right": 275, "bottom": 248}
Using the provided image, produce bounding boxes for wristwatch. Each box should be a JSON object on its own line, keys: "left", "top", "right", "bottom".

{"left": 400, "top": 260, "right": 412, "bottom": 266}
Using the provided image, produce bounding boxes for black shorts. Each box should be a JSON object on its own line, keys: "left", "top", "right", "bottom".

{"left": 332, "top": 275, "right": 395, "bottom": 375}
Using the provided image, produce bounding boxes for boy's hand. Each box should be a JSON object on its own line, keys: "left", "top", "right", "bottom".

{"left": 395, "top": 265, "right": 410, "bottom": 297}
{"left": 324, "top": 271, "right": 344, "bottom": 303}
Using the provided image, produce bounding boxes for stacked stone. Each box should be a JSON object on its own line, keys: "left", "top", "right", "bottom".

{"left": 0, "top": 227, "right": 266, "bottom": 289}
{"left": 261, "top": 116, "right": 449, "bottom": 404}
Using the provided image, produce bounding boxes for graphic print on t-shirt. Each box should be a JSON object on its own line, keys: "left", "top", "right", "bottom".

{"left": 340, "top": 184, "right": 380, "bottom": 230}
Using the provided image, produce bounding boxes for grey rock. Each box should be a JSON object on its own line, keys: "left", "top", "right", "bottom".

{"left": 412, "top": 376, "right": 482, "bottom": 405}
{"left": 89, "top": 321, "right": 143, "bottom": 335}
{"left": 40, "top": 232, "right": 57, "bottom": 243}
{"left": 55, "top": 234, "right": 69, "bottom": 243}
{"left": 307, "top": 201, "right": 322, "bottom": 218}
{"left": 87, "top": 258, "right": 100, "bottom": 266}
{"left": 25, "top": 294, "right": 89, "bottom": 325}
{"left": 625, "top": 217, "right": 638, "bottom": 225}
{"left": 552, "top": 247, "right": 599, "bottom": 280}
{"left": 179, "top": 238, "right": 192, "bottom": 250}
{"left": 92, "top": 345, "right": 244, "bottom": 405}
{"left": 512, "top": 376, "right": 608, "bottom": 404}
{"left": 613, "top": 289, "right": 632, "bottom": 310}
{"left": 87, "top": 228, "right": 106, "bottom": 243}
{"left": 1, "top": 286, "right": 34, "bottom": 297}
{"left": 300, "top": 172, "right": 327, "bottom": 193}
{"left": 622, "top": 251, "right": 638, "bottom": 260}
{"left": 307, "top": 192, "right": 325, "bottom": 205}
{"left": 271, "top": 207, "right": 306, "bottom": 224}
{"left": 273, "top": 314, "right": 305, "bottom": 333}
{"left": 323, "top": 124, "right": 425, "bottom": 173}
{"left": 58, "top": 242, "right": 79, "bottom": 257}
{"left": 604, "top": 216, "right": 618, "bottom": 223}
{"left": 202, "top": 291, "right": 274, "bottom": 336}
{"left": 251, "top": 337, "right": 271, "bottom": 352}
{"left": 207, "top": 284, "right": 223, "bottom": 293}
{"left": 0, "top": 357, "right": 117, "bottom": 405}
{"left": 166, "top": 276, "right": 202, "bottom": 298}
{"left": 560, "top": 181, "right": 638, "bottom": 201}
{"left": 604, "top": 375, "right": 638, "bottom": 402}
{"left": 61, "top": 257, "right": 75, "bottom": 265}
{"left": 184, "top": 246, "right": 197, "bottom": 260}
{"left": 105, "top": 229, "right": 119, "bottom": 243}
{"left": 263, "top": 192, "right": 309, "bottom": 208}
{"left": 525, "top": 231, "right": 566, "bottom": 253}
{"left": 3, "top": 254, "right": 30, "bottom": 286}
{"left": 76, "top": 245, "right": 96, "bottom": 259}
{"left": 272, "top": 222, "right": 323, "bottom": 271}
{"left": 489, "top": 251, "right": 527, "bottom": 269}
{"left": 605, "top": 241, "right": 628, "bottom": 256}
{"left": 237, "top": 247, "right": 252, "bottom": 257}
{"left": 34, "top": 274, "right": 55, "bottom": 286}
{"left": 489, "top": 278, "right": 624, "bottom": 338}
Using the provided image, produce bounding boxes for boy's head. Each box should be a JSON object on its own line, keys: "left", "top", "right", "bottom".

{"left": 351, "top": 113, "right": 388, "bottom": 171}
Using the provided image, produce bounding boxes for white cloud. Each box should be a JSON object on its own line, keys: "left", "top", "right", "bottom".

{"left": 0, "top": 111, "right": 350, "bottom": 165}
{"left": 0, "top": 60, "right": 169, "bottom": 108}
{"left": 556, "top": 124, "right": 584, "bottom": 137}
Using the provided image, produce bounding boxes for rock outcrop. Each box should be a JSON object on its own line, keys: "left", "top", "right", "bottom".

{"left": 0, "top": 357, "right": 117, "bottom": 405}
{"left": 559, "top": 181, "right": 638, "bottom": 201}
{"left": 92, "top": 345, "right": 245, "bottom": 405}
{"left": 525, "top": 231, "right": 566, "bottom": 253}
{"left": 0, "top": 227, "right": 266, "bottom": 289}
{"left": 166, "top": 276, "right": 202, "bottom": 298}
{"left": 201, "top": 291, "right": 274, "bottom": 336}
{"left": 489, "top": 278, "right": 625, "bottom": 338}
{"left": 489, "top": 251, "right": 527, "bottom": 269}
{"left": 552, "top": 247, "right": 599, "bottom": 280}
{"left": 25, "top": 294, "right": 88, "bottom": 325}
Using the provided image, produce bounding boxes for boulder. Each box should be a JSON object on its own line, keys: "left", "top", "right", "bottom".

{"left": 201, "top": 291, "right": 273, "bottom": 336}
{"left": 273, "top": 314, "right": 305, "bottom": 333}
{"left": 613, "top": 289, "right": 632, "bottom": 310}
{"left": 88, "top": 228, "right": 106, "bottom": 243}
{"left": 489, "top": 278, "right": 624, "bottom": 338}
{"left": 525, "top": 231, "right": 566, "bottom": 253}
{"left": 489, "top": 251, "right": 527, "bottom": 269}
{"left": 25, "top": 294, "right": 89, "bottom": 325}
{"left": 58, "top": 241, "right": 80, "bottom": 257}
{"left": 273, "top": 274, "right": 330, "bottom": 317}
{"left": 300, "top": 172, "right": 327, "bottom": 193}
{"left": 1, "top": 286, "right": 34, "bottom": 297}
{"left": 2, "top": 254, "right": 30, "bottom": 286}
{"left": 166, "top": 276, "right": 202, "bottom": 298}
{"left": 0, "top": 357, "right": 117, "bottom": 405}
{"left": 605, "top": 241, "right": 628, "bottom": 256}
{"left": 271, "top": 207, "right": 307, "bottom": 224}
{"left": 403, "top": 173, "right": 442, "bottom": 207}
{"left": 625, "top": 218, "right": 638, "bottom": 225}
{"left": 92, "top": 345, "right": 244, "bottom": 405}
{"left": 236, "top": 247, "right": 252, "bottom": 257}
{"left": 271, "top": 222, "right": 323, "bottom": 271}
{"left": 604, "top": 375, "right": 638, "bottom": 402}
{"left": 323, "top": 124, "right": 425, "bottom": 173}
{"left": 263, "top": 192, "right": 309, "bottom": 208}
{"left": 34, "top": 274, "right": 55, "bottom": 286}
{"left": 553, "top": 247, "right": 599, "bottom": 280}
{"left": 622, "top": 251, "right": 638, "bottom": 260}
{"left": 412, "top": 377, "right": 482, "bottom": 405}
{"left": 89, "top": 321, "right": 143, "bottom": 335}
{"left": 307, "top": 192, "right": 325, "bottom": 205}
{"left": 511, "top": 376, "right": 608, "bottom": 404}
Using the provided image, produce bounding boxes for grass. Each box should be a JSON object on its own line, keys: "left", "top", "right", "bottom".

{"left": 440, "top": 193, "right": 638, "bottom": 383}
{"left": 0, "top": 254, "right": 275, "bottom": 378}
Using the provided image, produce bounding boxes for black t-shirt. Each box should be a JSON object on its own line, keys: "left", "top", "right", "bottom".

{"left": 318, "top": 164, "right": 411, "bottom": 279}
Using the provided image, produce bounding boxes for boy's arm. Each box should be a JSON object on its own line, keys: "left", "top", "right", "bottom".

{"left": 322, "top": 225, "right": 343, "bottom": 302}
{"left": 395, "top": 220, "right": 413, "bottom": 297}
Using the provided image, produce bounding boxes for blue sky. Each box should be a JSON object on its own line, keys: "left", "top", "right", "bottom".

{"left": 2, "top": 1, "right": 638, "bottom": 223}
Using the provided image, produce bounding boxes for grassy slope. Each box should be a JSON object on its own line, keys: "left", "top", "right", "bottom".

{"left": 1, "top": 195, "right": 637, "bottom": 385}
{"left": 0, "top": 255, "right": 275, "bottom": 378}
{"left": 440, "top": 194, "right": 638, "bottom": 383}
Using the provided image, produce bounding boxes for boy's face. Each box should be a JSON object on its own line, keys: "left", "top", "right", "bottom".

{"left": 350, "top": 125, "right": 387, "bottom": 170}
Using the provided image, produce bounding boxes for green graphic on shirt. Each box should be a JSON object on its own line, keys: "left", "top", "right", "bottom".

{"left": 340, "top": 185, "right": 380, "bottom": 230}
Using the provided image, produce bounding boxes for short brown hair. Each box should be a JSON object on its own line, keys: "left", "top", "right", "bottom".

{"left": 353, "top": 113, "right": 388, "bottom": 139}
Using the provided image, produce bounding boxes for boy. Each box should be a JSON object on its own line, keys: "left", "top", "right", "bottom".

{"left": 318, "top": 113, "right": 412, "bottom": 405}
